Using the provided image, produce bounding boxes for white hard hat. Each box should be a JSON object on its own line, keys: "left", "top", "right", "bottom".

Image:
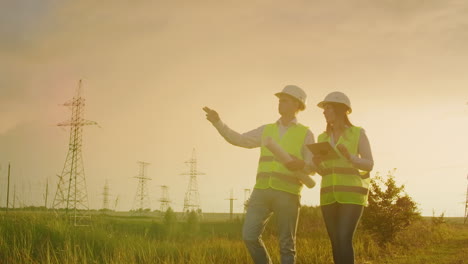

{"left": 275, "top": 85, "right": 307, "bottom": 110}
{"left": 317, "top": 91, "right": 352, "bottom": 114}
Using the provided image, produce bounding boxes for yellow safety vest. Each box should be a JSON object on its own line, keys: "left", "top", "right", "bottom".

{"left": 318, "top": 126, "right": 371, "bottom": 206}
{"left": 255, "top": 123, "right": 308, "bottom": 195}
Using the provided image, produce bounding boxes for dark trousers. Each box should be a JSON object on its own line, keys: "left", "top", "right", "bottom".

{"left": 321, "top": 202, "right": 364, "bottom": 264}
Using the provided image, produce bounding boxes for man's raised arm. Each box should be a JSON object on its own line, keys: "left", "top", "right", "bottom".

{"left": 203, "top": 106, "right": 263, "bottom": 149}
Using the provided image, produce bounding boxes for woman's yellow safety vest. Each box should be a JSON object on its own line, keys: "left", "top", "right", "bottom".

{"left": 255, "top": 123, "right": 308, "bottom": 195}
{"left": 318, "top": 126, "right": 371, "bottom": 206}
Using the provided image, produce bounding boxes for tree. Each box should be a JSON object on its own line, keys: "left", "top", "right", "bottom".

{"left": 361, "top": 169, "right": 420, "bottom": 244}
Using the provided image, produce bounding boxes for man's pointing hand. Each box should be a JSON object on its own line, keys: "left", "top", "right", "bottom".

{"left": 203, "top": 106, "right": 220, "bottom": 124}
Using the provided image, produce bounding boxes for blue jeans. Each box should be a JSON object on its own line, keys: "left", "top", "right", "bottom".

{"left": 242, "top": 188, "right": 301, "bottom": 264}
{"left": 321, "top": 202, "right": 364, "bottom": 264}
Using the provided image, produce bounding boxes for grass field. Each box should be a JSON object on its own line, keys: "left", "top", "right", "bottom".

{"left": 0, "top": 210, "right": 466, "bottom": 264}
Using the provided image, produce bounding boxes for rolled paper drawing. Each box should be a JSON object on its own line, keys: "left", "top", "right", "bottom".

{"left": 263, "top": 137, "right": 316, "bottom": 188}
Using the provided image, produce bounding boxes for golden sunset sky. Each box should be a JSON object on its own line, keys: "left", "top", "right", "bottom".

{"left": 0, "top": 0, "right": 467, "bottom": 216}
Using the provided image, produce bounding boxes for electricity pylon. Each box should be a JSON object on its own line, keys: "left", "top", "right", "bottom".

{"left": 102, "top": 180, "right": 110, "bottom": 211}
{"left": 132, "top": 161, "right": 152, "bottom": 213}
{"left": 159, "top": 185, "right": 171, "bottom": 212}
{"left": 182, "top": 149, "right": 204, "bottom": 216}
{"left": 225, "top": 189, "right": 237, "bottom": 221}
{"left": 52, "top": 80, "right": 97, "bottom": 226}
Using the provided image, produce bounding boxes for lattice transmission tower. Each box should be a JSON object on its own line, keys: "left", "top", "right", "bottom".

{"left": 182, "top": 149, "right": 204, "bottom": 215}
{"left": 52, "top": 80, "right": 97, "bottom": 226}
{"left": 132, "top": 161, "right": 152, "bottom": 213}
{"left": 159, "top": 185, "right": 171, "bottom": 212}
{"left": 225, "top": 189, "right": 237, "bottom": 221}
{"left": 102, "top": 179, "right": 110, "bottom": 211}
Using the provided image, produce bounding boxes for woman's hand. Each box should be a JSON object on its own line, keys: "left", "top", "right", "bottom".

{"left": 337, "top": 144, "right": 351, "bottom": 160}
{"left": 311, "top": 155, "right": 325, "bottom": 176}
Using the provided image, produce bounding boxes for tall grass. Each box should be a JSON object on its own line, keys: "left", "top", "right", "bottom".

{"left": 0, "top": 211, "right": 463, "bottom": 264}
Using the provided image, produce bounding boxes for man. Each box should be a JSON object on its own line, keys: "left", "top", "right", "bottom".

{"left": 203, "top": 85, "right": 315, "bottom": 264}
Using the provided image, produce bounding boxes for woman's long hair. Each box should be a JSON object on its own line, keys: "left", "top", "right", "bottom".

{"left": 325, "top": 103, "right": 353, "bottom": 135}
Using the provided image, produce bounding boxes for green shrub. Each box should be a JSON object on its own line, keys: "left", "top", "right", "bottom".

{"left": 361, "top": 170, "right": 421, "bottom": 244}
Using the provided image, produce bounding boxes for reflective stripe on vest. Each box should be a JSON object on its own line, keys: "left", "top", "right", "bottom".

{"left": 255, "top": 122, "right": 308, "bottom": 195}
{"left": 256, "top": 172, "right": 302, "bottom": 186}
{"left": 320, "top": 167, "right": 370, "bottom": 179}
{"left": 318, "top": 126, "right": 371, "bottom": 206}
{"left": 321, "top": 185, "right": 368, "bottom": 195}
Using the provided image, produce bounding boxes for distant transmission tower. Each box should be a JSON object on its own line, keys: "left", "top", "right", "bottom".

{"left": 182, "top": 149, "right": 204, "bottom": 215}
{"left": 52, "top": 80, "right": 97, "bottom": 226}
{"left": 102, "top": 180, "right": 110, "bottom": 211}
{"left": 225, "top": 189, "right": 237, "bottom": 221}
{"left": 132, "top": 161, "right": 152, "bottom": 213}
{"left": 159, "top": 185, "right": 171, "bottom": 212}
{"left": 243, "top": 188, "right": 251, "bottom": 213}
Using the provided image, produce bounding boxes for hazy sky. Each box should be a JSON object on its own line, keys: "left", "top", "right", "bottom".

{"left": 1, "top": 0, "right": 467, "bottom": 216}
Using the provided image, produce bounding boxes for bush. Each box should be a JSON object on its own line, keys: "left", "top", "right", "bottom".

{"left": 361, "top": 169, "right": 421, "bottom": 244}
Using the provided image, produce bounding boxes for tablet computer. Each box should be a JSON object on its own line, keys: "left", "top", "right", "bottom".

{"left": 307, "top": 142, "right": 340, "bottom": 160}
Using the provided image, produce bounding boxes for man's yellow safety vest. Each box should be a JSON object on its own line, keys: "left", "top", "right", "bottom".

{"left": 318, "top": 126, "right": 371, "bottom": 206}
{"left": 255, "top": 123, "right": 308, "bottom": 195}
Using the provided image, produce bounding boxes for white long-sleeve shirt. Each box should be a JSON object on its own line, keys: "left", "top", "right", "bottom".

{"left": 212, "top": 118, "right": 316, "bottom": 174}
{"left": 329, "top": 128, "right": 374, "bottom": 172}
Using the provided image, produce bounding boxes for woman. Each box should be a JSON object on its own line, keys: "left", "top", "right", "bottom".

{"left": 314, "top": 91, "right": 374, "bottom": 264}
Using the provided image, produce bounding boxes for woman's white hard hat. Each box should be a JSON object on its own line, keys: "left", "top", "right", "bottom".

{"left": 317, "top": 91, "right": 352, "bottom": 114}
